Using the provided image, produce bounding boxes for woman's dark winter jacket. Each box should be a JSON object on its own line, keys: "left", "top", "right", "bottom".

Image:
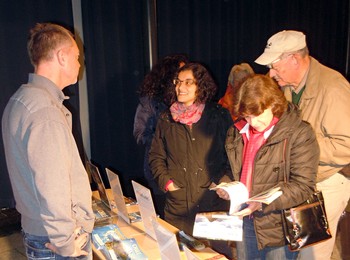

{"left": 149, "top": 103, "right": 233, "bottom": 233}
{"left": 223, "top": 104, "right": 319, "bottom": 250}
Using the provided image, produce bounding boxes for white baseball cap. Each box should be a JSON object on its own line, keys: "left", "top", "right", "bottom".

{"left": 255, "top": 30, "right": 306, "bottom": 65}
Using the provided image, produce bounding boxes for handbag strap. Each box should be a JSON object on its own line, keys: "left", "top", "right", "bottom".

{"left": 282, "top": 139, "right": 288, "bottom": 183}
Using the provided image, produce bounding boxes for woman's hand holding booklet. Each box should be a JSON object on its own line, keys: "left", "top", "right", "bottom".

{"left": 210, "top": 181, "right": 283, "bottom": 215}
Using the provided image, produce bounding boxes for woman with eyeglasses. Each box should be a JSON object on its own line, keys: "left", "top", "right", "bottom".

{"left": 133, "top": 54, "right": 188, "bottom": 219}
{"left": 149, "top": 63, "right": 233, "bottom": 239}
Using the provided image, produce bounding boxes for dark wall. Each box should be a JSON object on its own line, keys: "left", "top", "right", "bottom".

{"left": 0, "top": 0, "right": 349, "bottom": 206}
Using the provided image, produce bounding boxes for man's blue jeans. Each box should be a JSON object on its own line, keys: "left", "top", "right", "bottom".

{"left": 23, "top": 232, "right": 92, "bottom": 260}
{"left": 236, "top": 217, "right": 298, "bottom": 260}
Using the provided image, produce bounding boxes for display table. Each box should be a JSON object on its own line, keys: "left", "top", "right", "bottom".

{"left": 92, "top": 190, "right": 227, "bottom": 259}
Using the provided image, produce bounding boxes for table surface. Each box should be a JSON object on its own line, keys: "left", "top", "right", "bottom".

{"left": 92, "top": 190, "right": 227, "bottom": 260}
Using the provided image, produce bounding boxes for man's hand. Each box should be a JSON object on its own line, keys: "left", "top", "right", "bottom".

{"left": 45, "top": 227, "right": 89, "bottom": 257}
{"left": 233, "top": 202, "right": 262, "bottom": 219}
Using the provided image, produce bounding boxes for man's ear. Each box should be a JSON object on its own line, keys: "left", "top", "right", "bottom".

{"left": 291, "top": 54, "right": 299, "bottom": 65}
{"left": 56, "top": 48, "right": 66, "bottom": 66}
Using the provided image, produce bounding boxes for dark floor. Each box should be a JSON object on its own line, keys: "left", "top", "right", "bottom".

{"left": 0, "top": 208, "right": 26, "bottom": 259}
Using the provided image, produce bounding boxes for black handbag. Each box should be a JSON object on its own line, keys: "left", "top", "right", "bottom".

{"left": 282, "top": 190, "right": 332, "bottom": 251}
{"left": 281, "top": 139, "right": 332, "bottom": 251}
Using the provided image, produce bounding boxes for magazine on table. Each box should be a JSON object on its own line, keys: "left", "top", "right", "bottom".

{"left": 92, "top": 199, "right": 116, "bottom": 226}
{"left": 192, "top": 211, "right": 243, "bottom": 241}
{"left": 92, "top": 224, "right": 148, "bottom": 260}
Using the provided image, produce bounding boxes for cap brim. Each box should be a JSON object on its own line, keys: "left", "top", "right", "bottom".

{"left": 254, "top": 52, "right": 281, "bottom": 65}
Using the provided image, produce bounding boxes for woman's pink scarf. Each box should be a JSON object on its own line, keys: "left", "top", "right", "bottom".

{"left": 170, "top": 102, "right": 205, "bottom": 125}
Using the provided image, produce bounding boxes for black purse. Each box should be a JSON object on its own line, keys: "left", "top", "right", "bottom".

{"left": 281, "top": 139, "right": 332, "bottom": 251}
{"left": 282, "top": 190, "right": 332, "bottom": 251}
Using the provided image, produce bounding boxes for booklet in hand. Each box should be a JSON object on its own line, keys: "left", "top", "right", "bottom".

{"left": 210, "top": 181, "right": 282, "bottom": 215}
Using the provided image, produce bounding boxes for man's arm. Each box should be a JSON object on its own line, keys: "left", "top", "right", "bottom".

{"left": 340, "top": 164, "right": 350, "bottom": 177}
{"left": 27, "top": 114, "right": 78, "bottom": 256}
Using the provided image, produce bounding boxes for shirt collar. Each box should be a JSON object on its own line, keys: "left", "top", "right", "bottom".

{"left": 28, "top": 73, "right": 69, "bottom": 104}
{"left": 239, "top": 122, "right": 275, "bottom": 140}
{"left": 293, "top": 64, "right": 310, "bottom": 94}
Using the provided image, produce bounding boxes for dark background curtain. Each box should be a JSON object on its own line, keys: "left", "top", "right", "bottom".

{"left": 0, "top": 0, "right": 349, "bottom": 206}
{"left": 157, "top": 0, "right": 350, "bottom": 97}
{"left": 80, "top": 0, "right": 148, "bottom": 194}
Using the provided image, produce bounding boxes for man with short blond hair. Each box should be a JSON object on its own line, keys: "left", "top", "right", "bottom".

{"left": 2, "top": 23, "right": 94, "bottom": 259}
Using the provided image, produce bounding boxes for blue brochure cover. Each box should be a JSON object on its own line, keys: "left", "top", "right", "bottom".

{"left": 92, "top": 224, "right": 148, "bottom": 259}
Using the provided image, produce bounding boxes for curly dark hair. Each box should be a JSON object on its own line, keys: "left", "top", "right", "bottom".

{"left": 165, "top": 63, "right": 218, "bottom": 105}
{"left": 138, "top": 54, "right": 189, "bottom": 104}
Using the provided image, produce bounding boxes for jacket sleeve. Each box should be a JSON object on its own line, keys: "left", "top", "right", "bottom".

{"left": 217, "top": 107, "right": 234, "bottom": 183}
{"left": 264, "top": 122, "right": 319, "bottom": 212}
{"left": 219, "top": 126, "right": 236, "bottom": 184}
{"left": 133, "top": 97, "right": 155, "bottom": 146}
{"left": 148, "top": 119, "right": 171, "bottom": 192}
{"left": 317, "top": 77, "right": 350, "bottom": 167}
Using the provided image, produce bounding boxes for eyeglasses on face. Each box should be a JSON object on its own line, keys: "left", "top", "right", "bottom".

{"left": 266, "top": 53, "right": 294, "bottom": 70}
{"left": 173, "top": 78, "right": 196, "bottom": 86}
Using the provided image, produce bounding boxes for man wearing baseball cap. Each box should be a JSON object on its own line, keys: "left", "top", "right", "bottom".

{"left": 255, "top": 30, "right": 350, "bottom": 260}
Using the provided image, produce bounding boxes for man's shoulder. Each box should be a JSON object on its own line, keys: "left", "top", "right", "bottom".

{"left": 11, "top": 84, "right": 57, "bottom": 111}
{"left": 310, "top": 57, "right": 349, "bottom": 86}
{"left": 4, "top": 84, "right": 63, "bottom": 126}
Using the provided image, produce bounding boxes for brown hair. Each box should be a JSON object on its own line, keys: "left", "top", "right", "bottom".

{"left": 233, "top": 74, "right": 288, "bottom": 119}
{"left": 27, "top": 23, "right": 74, "bottom": 66}
{"left": 165, "top": 62, "right": 217, "bottom": 104}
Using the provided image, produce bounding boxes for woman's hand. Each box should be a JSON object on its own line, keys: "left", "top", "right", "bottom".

{"left": 233, "top": 202, "right": 262, "bottom": 219}
{"left": 167, "top": 182, "right": 180, "bottom": 192}
{"left": 216, "top": 188, "right": 230, "bottom": 200}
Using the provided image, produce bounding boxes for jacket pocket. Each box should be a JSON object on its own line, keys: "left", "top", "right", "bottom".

{"left": 166, "top": 188, "right": 187, "bottom": 215}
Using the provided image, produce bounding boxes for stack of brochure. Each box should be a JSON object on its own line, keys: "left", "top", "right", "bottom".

{"left": 92, "top": 224, "right": 148, "bottom": 260}
{"left": 92, "top": 199, "right": 116, "bottom": 227}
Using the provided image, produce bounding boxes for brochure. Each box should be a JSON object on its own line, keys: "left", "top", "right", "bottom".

{"left": 92, "top": 199, "right": 115, "bottom": 226}
{"left": 192, "top": 211, "right": 243, "bottom": 241}
{"left": 92, "top": 224, "right": 148, "bottom": 260}
{"left": 193, "top": 182, "right": 283, "bottom": 241}
{"left": 124, "top": 197, "right": 137, "bottom": 206}
{"left": 210, "top": 181, "right": 283, "bottom": 214}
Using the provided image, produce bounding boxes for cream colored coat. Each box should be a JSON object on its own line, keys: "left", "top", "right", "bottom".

{"left": 283, "top": 57, "right": 350, "bottom": 181}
